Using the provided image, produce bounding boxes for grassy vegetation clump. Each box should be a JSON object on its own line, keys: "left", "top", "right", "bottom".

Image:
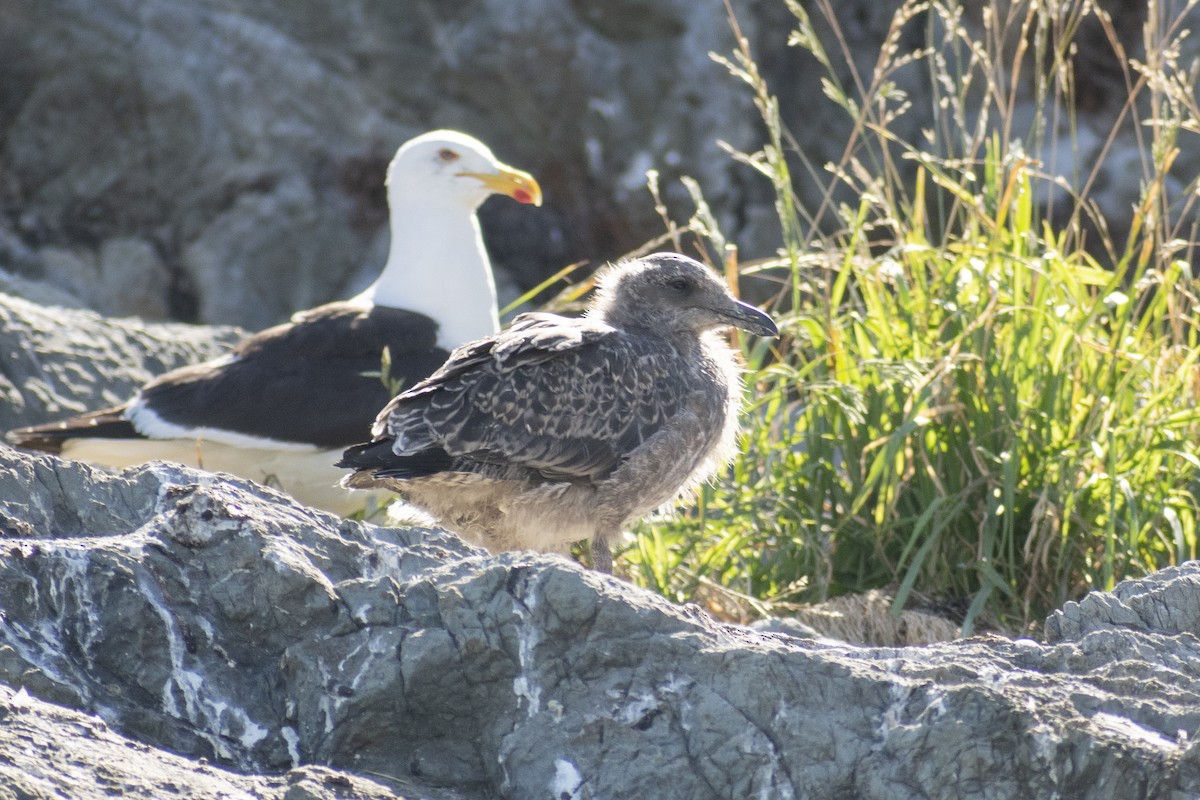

{"left": 623, "top": 0, "right": 1200, "bottom": 634}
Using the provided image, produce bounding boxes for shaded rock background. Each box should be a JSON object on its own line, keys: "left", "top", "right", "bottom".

{"left": 0, "top": 0, "right": 758, "bottom": 328}
{"left": 0, "top": 446, "right": 1198, "bottom": 799}
{"left": 0, "top": 0, "right": 1171, "bottom": 330}
{"left": 0, "top": 291, "right": 242, "bottom": 432}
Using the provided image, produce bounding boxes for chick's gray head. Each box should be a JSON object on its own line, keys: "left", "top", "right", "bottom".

{"left": 591, "top": 253, "right": 778, "bottom": 338}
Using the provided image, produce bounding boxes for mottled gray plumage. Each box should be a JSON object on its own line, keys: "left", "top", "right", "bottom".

{"left": 339, "top": 253, "right": 778, "bottom": 571}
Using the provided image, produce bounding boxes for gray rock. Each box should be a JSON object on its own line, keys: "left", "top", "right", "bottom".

{"left": 0, "top": 267, "right": 84, "bottom": 310}
{"left": 0, "top": 291, "right": 243, "bottom": 432}
{"left": 0, "top": 446, "right": 1198, "bottom": 799}
{"left": 0, "top": 682, "right": 463, "bottom": 799}
{"left": 35, "top": 238, "right": 171, "bottom": 321}
{"left": 1045, "top": 562, "right": 1200, "bottom": 641}
{"left": 0, "top": 0, "right": 755, "bottom": 328}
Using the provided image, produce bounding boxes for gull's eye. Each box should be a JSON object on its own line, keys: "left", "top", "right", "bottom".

{"left": 437, "top": 148, "right": 460, "bottom": 163}
{"left": 670, "top": 277, "right": 690, "bottom": 292}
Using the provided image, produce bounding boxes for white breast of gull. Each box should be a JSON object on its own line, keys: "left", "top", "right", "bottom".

{"left": 6, "top": 130, "right": 542, "bottom": 516}
{"left": 339, "top": 252, "right": 778, "bottom": 571}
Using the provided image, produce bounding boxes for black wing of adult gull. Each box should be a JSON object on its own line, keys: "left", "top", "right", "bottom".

{"left": 7, "top": 130, "right": 542, "bottom": 516}
{"left": 338, "top": 252, "right": 778, "bottom": 572}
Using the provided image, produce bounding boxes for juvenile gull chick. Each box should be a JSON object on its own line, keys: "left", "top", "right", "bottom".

{"left": 338, "top": 253, "right": 778, "bottom": 572}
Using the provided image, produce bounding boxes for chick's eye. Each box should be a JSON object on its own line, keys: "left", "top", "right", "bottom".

{"left": 670, "top": 278, "right": 690, "bottom": 292}
{"left": 437, "top": 148, "right": 460, "bottom": 163}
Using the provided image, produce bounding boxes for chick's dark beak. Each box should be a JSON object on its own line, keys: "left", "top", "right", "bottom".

{"left": 723, "top": 300, "right": 779, "bottom": 337}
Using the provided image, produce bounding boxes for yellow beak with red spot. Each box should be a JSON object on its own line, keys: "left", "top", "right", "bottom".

{"left": 459, "top": 166, "right": 543, "bottom": 207}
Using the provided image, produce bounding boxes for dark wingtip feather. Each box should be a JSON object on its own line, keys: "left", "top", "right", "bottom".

{"left": 337, "top": 439, "right": 455, "bottom": 481}
{"left": 5, "top": 428, "right": 68, "bottom": 454}
{"left": 336, "top": 439, "right": 396, "bottom": 470}
{"left": 6, "top": 407, "right": 141, "bottom": 454}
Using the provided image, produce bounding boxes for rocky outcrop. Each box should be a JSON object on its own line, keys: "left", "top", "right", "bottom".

{"left": 0, "top": 0, "right": 757, "bottom": 328}
{"left": 0, "top": 682, "right": 453, "bottom": 800}
{"left": 1045, "top": 561, "right": 1200, "bottom": 641}
{"left": 2, "top": 1, "right": 1181, "bottom": 331}
{"left": 0, "top": 291, "right": 243, "bottom": 432}
{"left": 0, "top": 445, "right": 1198, "bottom": 799}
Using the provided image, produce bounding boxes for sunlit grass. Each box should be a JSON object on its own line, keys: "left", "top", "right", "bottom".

{"left": 622, "top": 0, "right": 1200, "bottom": 634}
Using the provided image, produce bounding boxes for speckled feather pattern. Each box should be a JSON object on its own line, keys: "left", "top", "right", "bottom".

{"left": 340, "top": 254, "right": 774, "bottom": 557}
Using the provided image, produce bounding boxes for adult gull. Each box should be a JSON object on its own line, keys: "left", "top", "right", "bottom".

{"left": 8, "top": 130, "right": 542, "bottom": 515}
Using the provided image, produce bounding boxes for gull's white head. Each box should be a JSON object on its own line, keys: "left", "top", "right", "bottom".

{"left": 357, "top": 130, "right": 542, "bottom": 348}
{"left": 385, "top": 130, "right": 542, "bottom": 211}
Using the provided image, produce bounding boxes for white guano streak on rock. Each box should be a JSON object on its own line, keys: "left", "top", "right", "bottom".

{"left": 511, "top": 579, "right": 542, "bottom": 719}
{"left": 0, "top": 544, "right": 103, "bottom": 708}
{"left": 0, "top": 614, "right": 82, "bottom": 703}
{"left": 551, "top": 758, "right": 584, "bottom": 800}
{"left": 340, "top": 635, "right": 393, "bottom": 698}
{"left": 281, "top": 725, "right": 302, "bottom": 766}
{"left": 49, "top": 547, "right": 102, "bottom": 670}
{"left": 1027, "top": 705, "right": 1062, "bottom": 784}
{"left": 336, "top": 637, "right": 368, "bottom": 677}
{"left": 316, "top": 657, "right": 339, "bottom": 735}
{"left": 1091, "top": 711, "right": 1182, "bottom": 751}
{"left": 135, "top": 569, "right": 269, "bottom": 761}
{"left": 136, "top": 568, "right": 219, "bottom": 751}
{"left": 760, "top": 700, "right": 799, "bottom": 800}
{"left": 613, "top": 690, "right": 659, "bottom": 725}
{"left": 876, "top": 681, "right": 915, "bottom": 743}
{"left": 656, "top": 673, "right": 695, "bottom": 742}
{"left": 264, "top": 542, "right": 336, "bottom": 597}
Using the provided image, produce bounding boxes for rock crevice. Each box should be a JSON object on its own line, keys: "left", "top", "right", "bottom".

{"left": 0, "top": 448, "right": 1197, "bottom": 798}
